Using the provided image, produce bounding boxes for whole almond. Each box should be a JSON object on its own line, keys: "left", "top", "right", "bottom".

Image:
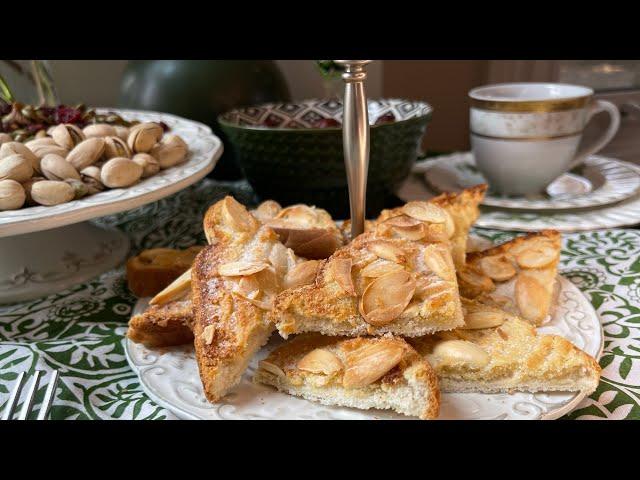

{"left": 30, "top": 180, "right": 75, "bottom": 206}
{"left": 100, "top": 157, "right": 143, "bottom": 188}
{"left": 0, "top": 179, "right": 26, "bottom": 210}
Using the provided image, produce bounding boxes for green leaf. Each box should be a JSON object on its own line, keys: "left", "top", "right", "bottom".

{"left": 619, "top": 357, "right": 632, "bottom": 379}
{"left": 0, "top": 348, "right": 17, "bottom": 362}
{"left": 599, "top": 354, "right": 615, "bottom": 369}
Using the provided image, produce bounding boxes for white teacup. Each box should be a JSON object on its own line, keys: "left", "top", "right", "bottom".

{"left": 469, "top": 83, "right": 620, "bottom": 196}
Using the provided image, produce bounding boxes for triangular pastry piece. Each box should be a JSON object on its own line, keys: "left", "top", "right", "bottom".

{"left": 271, "top": 217, "right": 465, "bottom": 338}
{"left": 376, "top": 184, "right": 487, "bottom": 269}
{"left": 191, "top": 197, "right": 304, "bottom": 402}
{"left": 459, "top": 230, "right": 562, "bottom": 325}
{"left": 127, "top": 297, "right": 194, "bottom": 348}
{"left": 254, "top": 333, "right": 440, "bottom": 419}
{"left": 410, "top": 298, "right": 600, "bottom": 395}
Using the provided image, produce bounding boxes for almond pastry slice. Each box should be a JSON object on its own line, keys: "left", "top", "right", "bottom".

{"left": 254, "top": 334, "right": 440, "bottom": 419}
{"left": 190, "top": 197, "right": 306, "bottom": 402}
{"left": 465, "top": 230, "right": 562, "bottom": 325}
{"left": 376, "top": 185, "right": 487, "bottom": 269}
{"left": 410, "top": 302, "right": 601, "bottom": 396}
{"left": 270, "top": 232, "right": 464, "bottom": 338}
{"left": 264, "top": 203, "right": 343, "bottom": 259}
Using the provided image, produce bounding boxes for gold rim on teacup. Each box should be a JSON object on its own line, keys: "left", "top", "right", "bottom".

{"left": 469, "top": 83, "right": 593, "bottom": 113}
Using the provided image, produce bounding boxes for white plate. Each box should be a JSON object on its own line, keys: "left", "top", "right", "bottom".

{"left": 420, "top": 152, "right": 640, "bottom": 211}
{"left": 0, "top": 109, "right": 223, "bottom": 238}
{"left": 399, "top": 159, "right": 640, "bottom": 232}
{"left": 124, "top": 276, "right": 603, "bottom": 420}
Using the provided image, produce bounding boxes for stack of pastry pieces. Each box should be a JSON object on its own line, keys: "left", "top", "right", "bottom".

{"left": 127, "top": 186, "right": 601, "bottom": 419}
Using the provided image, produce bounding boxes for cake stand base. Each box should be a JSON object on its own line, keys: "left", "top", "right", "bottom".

{"left": 0, "top": 222, "right": 130, "bottom": 304}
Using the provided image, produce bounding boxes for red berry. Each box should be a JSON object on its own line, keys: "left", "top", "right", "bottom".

{"left": 374, "top": 112, "right": 396, "bottom": 125}
{"left": 54, "top": 105, "right": 83, "bottom": 124}
{"left": 311, "top": 118, "right": 341, "bottom": 128}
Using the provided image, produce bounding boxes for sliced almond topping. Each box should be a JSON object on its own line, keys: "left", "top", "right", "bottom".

{"left": 201, "top": 324, "right": 215, "bottom": 345}
{"left": 254, "top": 266, "right": 280, "bottom": 295}
{"left": 259, "top": 360, "right": 286, "bottom": 379}
{"left": 432, "top": 339, "right": 489, "bottom": 369}
{"left": 360, "top": 259, "right": 404, "bottom": 278}
{"left": 218, "top": 261, "right": 269, "bottom": 276}
{"left": 221, "top": 196, "right": 258, "bottom": 232}
{"left": 479, "top": 255, "right": 517, "bottom": 281}
{"left": 414, "top": 276, "right": 450, "bottom": 300}
{"left": 457, "top": 266, "right": 495, "bottom": 297}
{"left": 402, "top": 201, "right": 447, "bottom": 224}
{"left": 268, "top": 242, "right": 289, "bottom": 275}
{"left": 275, "top": 204, "right": 318, "bottom": 227}
{"left": 515, "top": 243, "right": 559, "bottom": 269}
{"left": 515, "top": 273, "right": 549, "bottom": 324}
{"left": 284, "top": 260, "right": 321, "bottom": 289}
{"left": 423, "top": 245, "right": 454, "bottom": 281}
{"left": 330, "top": 258, "right": 355, "bottom": 296}
{"left": 235, "top": 275, "right": 260, "bottom": 298}
{"left": 367, "top": 240, "right": 406, "bottom": 263}
{"left": 359, "top": 271, "right": 416, "bottom": 326}
{"left": 443, "top": 211, "right": 456, "bottom": 239}
{"left": 149, "top": 268, "right": 191, "bottom": 305}
{"left": 343, "top": 340, "right": 405, "bottom": 388}
{"left": 297, "top": 348, "right": 343, "bottom": 375}
{"left": 253, "top": 199, "right": 282, "bottom": 222}
{"left": 233, "top": 289, "right": 274, "bottom": 310}
{"left": 461, "top": 310, "right": 506, "bottom": 329}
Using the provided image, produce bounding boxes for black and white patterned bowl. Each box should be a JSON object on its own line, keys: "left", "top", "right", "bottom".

{"left": 219, "top": 98, "right": 432, "bottom": 217}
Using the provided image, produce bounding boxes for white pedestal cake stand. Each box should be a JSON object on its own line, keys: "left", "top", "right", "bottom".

{"left": 0, "top": 109, "right": 223, "bottom": 304}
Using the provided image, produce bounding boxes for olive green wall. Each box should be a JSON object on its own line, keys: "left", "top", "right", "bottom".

{"left": 48, "top": 60, "right": 384, "bottom": 107}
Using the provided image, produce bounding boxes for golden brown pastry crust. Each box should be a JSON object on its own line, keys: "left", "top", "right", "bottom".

{"left": 462, "top": 230, "right": 562, "bottom": 325}
{"left": 255, "top": 333, "right": 440, "bottom": 419}
{"left": 270, "top": 230, "right": 464, "bottom": 338}
{"left": 376, "top": 185, "right": 487, "bottom": 269}
{"left": 127, "top": 298, "right": 194, "bottom": 348}
{"left": 410, "top": 302, "right": 600, "bottom": 395}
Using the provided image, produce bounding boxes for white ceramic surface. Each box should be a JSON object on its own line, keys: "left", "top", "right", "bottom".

{"left": 0, "top": 109, "right": 223, "bottom": 238}
{"left": 125, "top": 276, "right": 602, "bottom": 420}
{"left": 420, "top": 152, "right": 640, "bottom": 210}
{"left": 469, "top": 83, "right": 620, "bottom": 195}
{"left": 0, "top": 222, "right": 129, "bottom": 304}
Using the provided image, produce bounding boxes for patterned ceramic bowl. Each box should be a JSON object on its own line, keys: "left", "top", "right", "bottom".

{"left": 218, "top": 98, "right": 432, "bottom": 217}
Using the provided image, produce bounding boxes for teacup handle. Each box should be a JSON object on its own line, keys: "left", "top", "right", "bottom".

{"left": 569, "top": 99, "right": 620, "bottom": 170}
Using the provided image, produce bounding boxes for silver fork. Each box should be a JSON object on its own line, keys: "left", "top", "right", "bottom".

{"left": 2, "top": 370, "right": 59, "bottom": 420}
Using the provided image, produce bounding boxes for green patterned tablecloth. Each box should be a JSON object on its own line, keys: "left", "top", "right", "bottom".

{"left": 1, "top": 179, "right": 638, "bottom": 420}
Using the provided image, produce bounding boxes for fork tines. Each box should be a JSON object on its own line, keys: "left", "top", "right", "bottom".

{"left": 1, "top": 370, "right": 59, "bottom": 420}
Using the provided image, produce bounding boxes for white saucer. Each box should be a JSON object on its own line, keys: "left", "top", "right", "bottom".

{"left": 420, "top": 152, "right": 640, "bottom": 211}
{"left": 125, "top": 276, "right": 602, "bottom": 420}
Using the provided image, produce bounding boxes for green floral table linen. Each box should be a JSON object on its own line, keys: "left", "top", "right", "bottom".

{"left": 0, "top": 179, "right": 638, "bottom": 420}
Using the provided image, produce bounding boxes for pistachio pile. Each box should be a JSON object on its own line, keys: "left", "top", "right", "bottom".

{"left": 0, "top": 122, "right": 189, "bottom": 211}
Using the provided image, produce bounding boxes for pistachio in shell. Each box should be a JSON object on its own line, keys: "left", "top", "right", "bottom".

{"left": 132, "top": 153, "right": 160, "bottom": 178}
{"left": 103, "top": 136, "right": 131, "bottom": 160}
{"left": 0, "top": 179, "right": 26, "bottom": 210}
{"left": 22, "top": 176, "right": 45, "bottom": 206}
{"left": 101, "top": 157, "right": 143, "bottom": 188}
{"left": 51, "top": 124, "right": 85, "bottom": 150}
{"left": 28, "top": 143, "right": 70, "bottom": 160}
{"left": 0, "top": 154, "right": 34, "bottom": 182}
{"left": 127, "top": 123, "right": 163, "bottom": 153}
{"left": 66, "top": 179, "right": 90, "bottom": 199}
{"left": 0, "top": 141, "right": 41, "bottom": 174}
{"left": 24, "top": 137, "right": 56, "bottom": 150}
{"left": 66, "top": 137, "right": 105, "bottom": 170}
{"left": 35, "top": 130, "right": 48, "bottom": 139}
{"left": 80, "top": 165, "right": 102, "bottom": 183}
{"left": 30, "top": 180, "right": 75, "bottom": 206}
{"left": 114, "top": 126, "right": 130, "bottom": 142}
{"left": 41, "top": 154, "right": 81, "bottom": 181}
{"left": 83, "top": 124, "right": 116, "bottom": 138}
{"left": 0, "top": 133, "right": 12, "bottom": 145}
{"left": 150, "top": 134, "right": 188, "bottom": 169}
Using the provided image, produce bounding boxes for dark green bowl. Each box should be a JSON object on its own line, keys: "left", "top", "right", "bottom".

{"left": 218, "top": 98, "right": 432, "bottom": 217}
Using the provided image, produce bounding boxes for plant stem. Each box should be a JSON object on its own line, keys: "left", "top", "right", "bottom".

{"left": 0, "top": 74, "right": 14, "bottom": 103}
